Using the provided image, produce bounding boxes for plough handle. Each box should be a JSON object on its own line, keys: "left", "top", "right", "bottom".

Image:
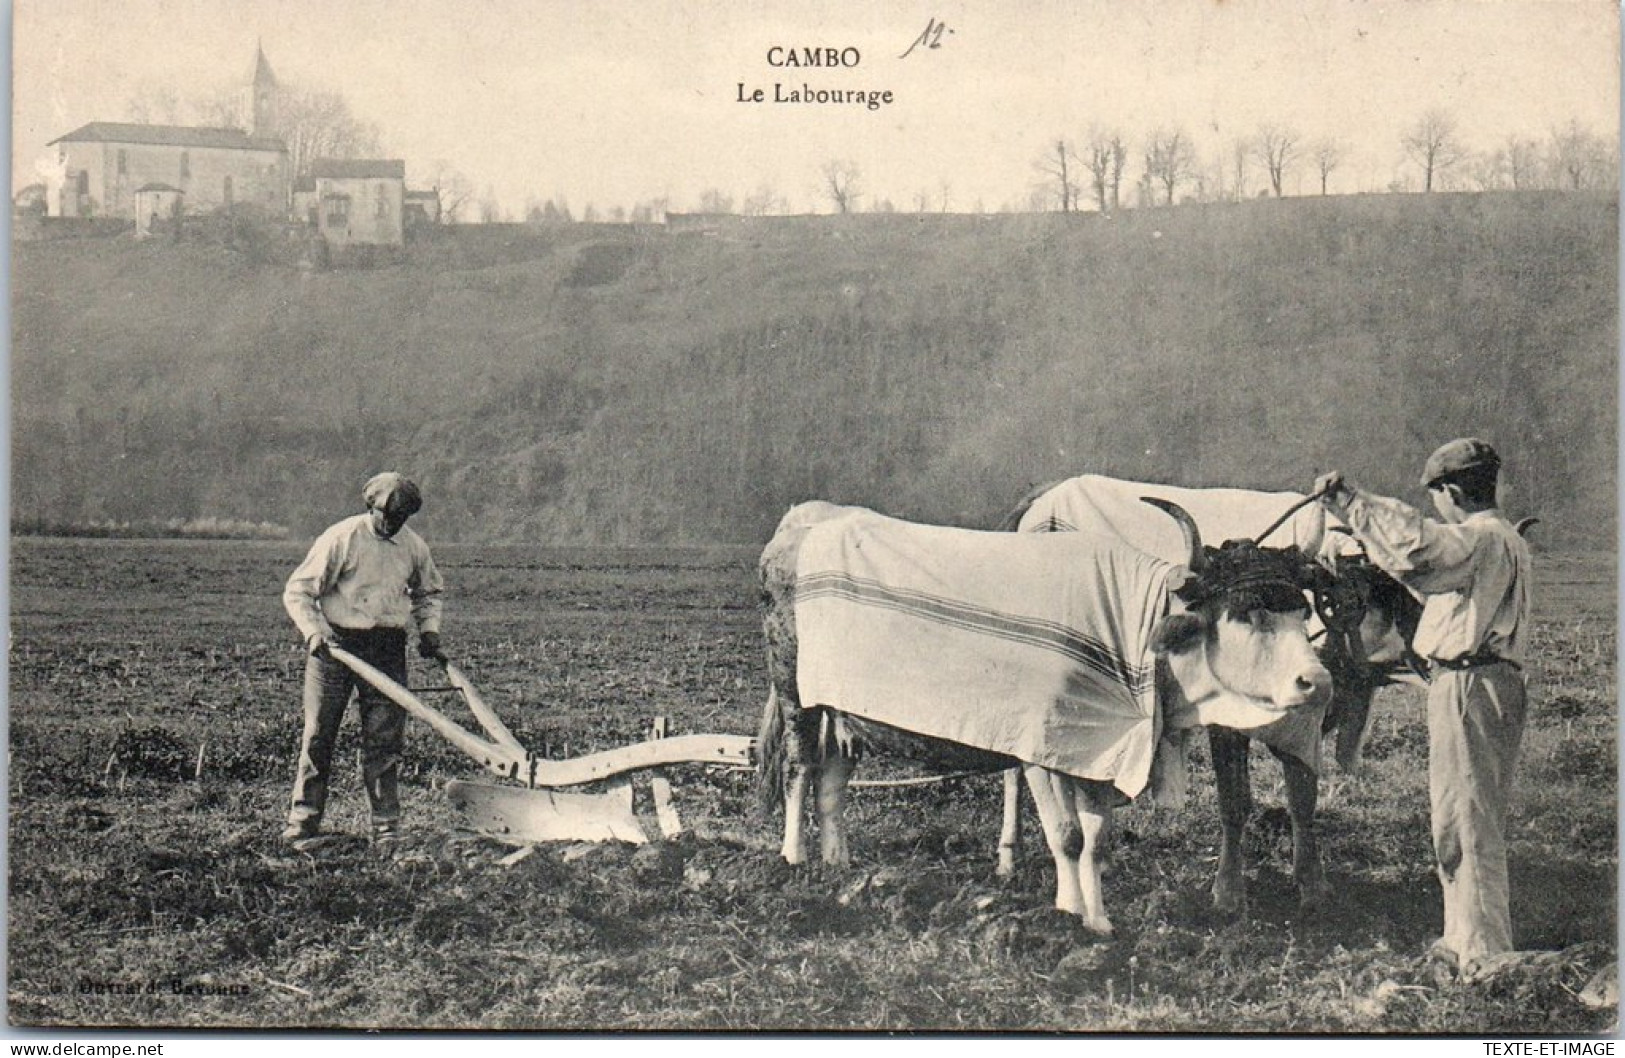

{"left": 328, "top": 645, "right": 530, "bottom": 782}
{"left": 442, "top": 661, "right": 526, "bottom": 755}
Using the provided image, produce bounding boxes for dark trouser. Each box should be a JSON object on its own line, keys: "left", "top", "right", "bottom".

{"left": 287, "top": 626, "right": 408, "bottom": 831}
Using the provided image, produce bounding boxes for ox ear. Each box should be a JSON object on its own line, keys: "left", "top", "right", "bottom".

{"left": 1151, "top": 612, "right": 1208, "bottom": 656}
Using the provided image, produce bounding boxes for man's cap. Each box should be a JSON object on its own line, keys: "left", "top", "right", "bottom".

{"left": 362, "top": 472, "right": 423, "bottom": 516}
{"left": 1420, "top": 438, "right": 1501, "bottom": 487}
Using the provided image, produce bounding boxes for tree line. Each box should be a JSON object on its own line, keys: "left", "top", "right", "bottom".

{"left": 1028, "top": 109, "right": 1617, "bottom": 214}
{"left": 118, "top": 68, "right": 1615, "bottom": 225}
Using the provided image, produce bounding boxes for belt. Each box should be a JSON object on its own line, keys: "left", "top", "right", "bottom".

{"left": 1430, "top": 651, "right": 1520, "bottom": 672}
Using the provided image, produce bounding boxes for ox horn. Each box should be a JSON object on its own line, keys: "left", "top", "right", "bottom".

{"left": 1141, "top": 496, "right": 1206, "bottom": 573}
{"left": 1515, "top": 517, "right": 1539, "bottom": 537}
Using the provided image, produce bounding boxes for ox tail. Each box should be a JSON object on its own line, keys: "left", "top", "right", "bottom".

{"left": 755, "top": 685, "right": 786, "bottom": 817}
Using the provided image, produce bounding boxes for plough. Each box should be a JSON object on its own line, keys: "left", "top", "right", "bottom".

{"left": 327, "top": 645, "right": 757, "bottom": 846}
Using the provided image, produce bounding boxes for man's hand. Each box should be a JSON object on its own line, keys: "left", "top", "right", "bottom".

{"left": 306, "top": 632, "right": 335, "bottom": 658}
{"left": 418, "top": 632, "right": 447, "bottom": 662}
{"left": 1313, "top": 471, "right": 1352, "bottom": 505}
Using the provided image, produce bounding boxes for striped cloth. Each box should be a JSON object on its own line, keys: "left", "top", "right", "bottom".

{"left": 795, "top": 510, "right": 1199, "bottom": 801}
{"left": 1018, "top": 474, "right": 1330, "bottom": 772}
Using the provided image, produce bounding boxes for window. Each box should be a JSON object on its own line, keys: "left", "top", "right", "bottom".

{"left": 117, "top": 149, "right": 127, "bottom": 176}
{"left": 76, "top": 170, "right": 89, "bottom": 195}
{"left": 223, "top": 175, "right": 233, "bottom": 207}
{"left": 180, "top": 151, "right": 190, "bottom": 179}
{"left": 325, "top": 196, "right": 350, "bottom": 227}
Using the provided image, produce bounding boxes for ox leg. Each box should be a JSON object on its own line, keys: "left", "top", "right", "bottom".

{"left": 815, "top": 714, "right": 856, "bottom": 866}
{"left": 1210, "top": 727, "right": 1252, "bottom": 914}
{"left": 1072, "top": 782, "right": 1115, "bottom": 937}
{"left": 996, "top": 767, "right": 1022, "bottom": 879}
{"left": 1023, "top": 766, "right": 1093, "bottom": 926}
{"left": 780, "top": 707, "right": 822, "bottom": 865}
{"left": 1274, "top": 747, "right": 1332, "bottom": 909}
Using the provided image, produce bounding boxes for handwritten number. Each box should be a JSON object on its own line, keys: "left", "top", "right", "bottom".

{"left": 900, "top": 18, "right": 951, "bottom": 59}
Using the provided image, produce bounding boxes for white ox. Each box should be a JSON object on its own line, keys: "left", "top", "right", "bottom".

{"left": 755, "top": 498, "right": 1331, "bottom": 934}
{"left": 993, "top": 474, "right": 1424, "bottom": 913}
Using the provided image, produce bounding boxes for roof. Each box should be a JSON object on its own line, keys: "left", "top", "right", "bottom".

{"left": 48, "top": 122, "right": 285, "bottom": 152}
{"left": 134, "top": 183, "right": 184, "bottom": 194}
{"left": 310, "top": 159, "right": 406, "bottom": 180}
{"left": 404, "top": 190, "right": 440, "bottom": 200}
{"left": 253, "top": 44, "right": 277, "bottom": 86}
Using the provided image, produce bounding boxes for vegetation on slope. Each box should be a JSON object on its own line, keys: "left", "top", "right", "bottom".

{"left": 12, "top": 192, "right": 1615, "bottom": 546}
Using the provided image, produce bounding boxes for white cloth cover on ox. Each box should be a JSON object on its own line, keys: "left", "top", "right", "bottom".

{"left": 1018, "top": 474, "right": 1330, "bottom": 773}
{"left": 796, "top": 509, "right": 1187, "bottom": 803}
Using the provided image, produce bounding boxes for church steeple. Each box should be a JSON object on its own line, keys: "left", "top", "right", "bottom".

{"left": 250, "top": 42, "right": 279, "bottom": 137}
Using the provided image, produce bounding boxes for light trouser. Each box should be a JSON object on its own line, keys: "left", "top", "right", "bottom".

{"left": 1427, "top": 662, "right": 1527, "bottom": 968}
{"left": 287, "top": 626, "right": 409, "bottom": 831}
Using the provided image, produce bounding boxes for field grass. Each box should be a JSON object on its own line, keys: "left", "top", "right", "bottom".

{"left": 6, "top": 538, "right": 1617, "bottom": 1032}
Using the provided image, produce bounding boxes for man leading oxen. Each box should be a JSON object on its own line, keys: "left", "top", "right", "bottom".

{"left": 996, "top": 473, "right": 1424, "bottom": 913}
{"left": 756, "top": 497, "right": 1330, "bottom": 934}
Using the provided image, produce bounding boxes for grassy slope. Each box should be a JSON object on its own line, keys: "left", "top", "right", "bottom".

{"left": 11, "top": 192, "right": 1617, "bottom": 545}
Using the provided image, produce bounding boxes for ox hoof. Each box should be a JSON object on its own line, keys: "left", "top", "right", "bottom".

{"left": 1081, "top": 917, "right": 1115, "bottom": 939}
{"left": 1212, "top": 886, "right": 1247, "bottom": 918}
{"left": 1296, "top": 878, "right": 1334, "bottom": 915}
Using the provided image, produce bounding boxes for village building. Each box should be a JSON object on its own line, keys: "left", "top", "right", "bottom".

{"left": 45, "top": 122, "right": 287, "bottom": 220}
{"left": 132, "top": 183, "right": 185, "bottom": 235}
{"left": 311, "top": 158, "right": 406, "bottom": 250}
{"left": 403, "top": 189, "right": 442, "bottom": 228}
{"left": 42, "top": 44, "right": 441, "bottom": 251}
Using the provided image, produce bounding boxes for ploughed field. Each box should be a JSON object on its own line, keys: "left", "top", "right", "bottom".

{"left": 7, "top": 539, "right": 1617, "bottom": 1032}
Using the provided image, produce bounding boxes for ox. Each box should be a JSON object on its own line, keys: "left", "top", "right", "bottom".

{"left": 756, "top": 498, "right": 1331, "bottom": 934}
{"left": 993, "top": 474, "right": 1426, "bottom": 913}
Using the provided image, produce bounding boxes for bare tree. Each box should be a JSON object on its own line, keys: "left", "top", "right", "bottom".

{"left": 478, "top": 188, "right": 505, "bottom": 224}
{"left": 279, "top": 86, "right": 383, "bottom": 180}
{"left": 1402, "top": 108, "right": 1463, "bottom": 192}
{"left": 1255, "top": 124, "right": 1299, "bottom": 197}
{"left": 124, "top": 83, "right": 185, "bottom": 125}
{"left": 194, "top": 86, "right": 247, "bottom": 130}
{"left": 1083, "top": 128, "right": 1128, "bottom": 212}
{"left": 1035, "top": 139, "right": 1080, "bottom": 212}
{"left": 1311, "top": 138, "right": 1344, "bottom": 195}
{"left": 742, "top": 183, "right": 787, "bottom": 216}
{"left": 1467, "top": 148, "right": 1511, "bottom": 191}
{"left": 1504, "top": 135, "right": 1544, "bottom": 189}
{"left": 819, "top": 160, "right": 862, "bottom": 214}
{"left": 1144, "top": 128, "right": 1197, "bottom": 205}
{"left": 697, "top": 188, "right": 735, "bottom": 213}
{"left": 1229, "top": 137, "right": 1252, "bottom": 201}
{"left": 429, "top": 161, "right": 475, "bottom": 223}
{"left": 1549, "top": 120, "right": 1617, "bottom": 190}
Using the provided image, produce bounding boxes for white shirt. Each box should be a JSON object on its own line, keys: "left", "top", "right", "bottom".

{"left": 1329, "top": 490, "right": 1530, "bottom": 665}
{"left": 283, "top": 514, "right": 444, "bottom": 643}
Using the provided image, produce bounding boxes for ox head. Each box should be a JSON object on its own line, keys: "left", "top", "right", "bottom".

{"left": 1143, "top": 497, "right": 1333, "bottom": 719}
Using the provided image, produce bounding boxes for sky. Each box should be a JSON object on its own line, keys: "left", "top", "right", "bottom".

{"left": 9, "top": 0, "right": 1622, "bottom": 218}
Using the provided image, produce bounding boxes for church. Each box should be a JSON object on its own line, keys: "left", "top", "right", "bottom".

{"left": 47, "top": 47, "right": 290, "bottom": 222}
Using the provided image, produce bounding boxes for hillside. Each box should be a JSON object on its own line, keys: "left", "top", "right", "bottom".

{"left": 11, "top": 192, "right": 1617, "bottom": 548}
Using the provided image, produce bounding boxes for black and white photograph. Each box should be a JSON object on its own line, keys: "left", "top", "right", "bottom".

{"left": 7, "top": 0, "right": 1619, "bottom": 1038}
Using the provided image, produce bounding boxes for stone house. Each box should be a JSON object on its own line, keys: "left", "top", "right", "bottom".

{"left": 311, "top": 158, "right": 405, "bottom": 249}
{"left": 45, "top": 122, "right": 287, "bottom": 220}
